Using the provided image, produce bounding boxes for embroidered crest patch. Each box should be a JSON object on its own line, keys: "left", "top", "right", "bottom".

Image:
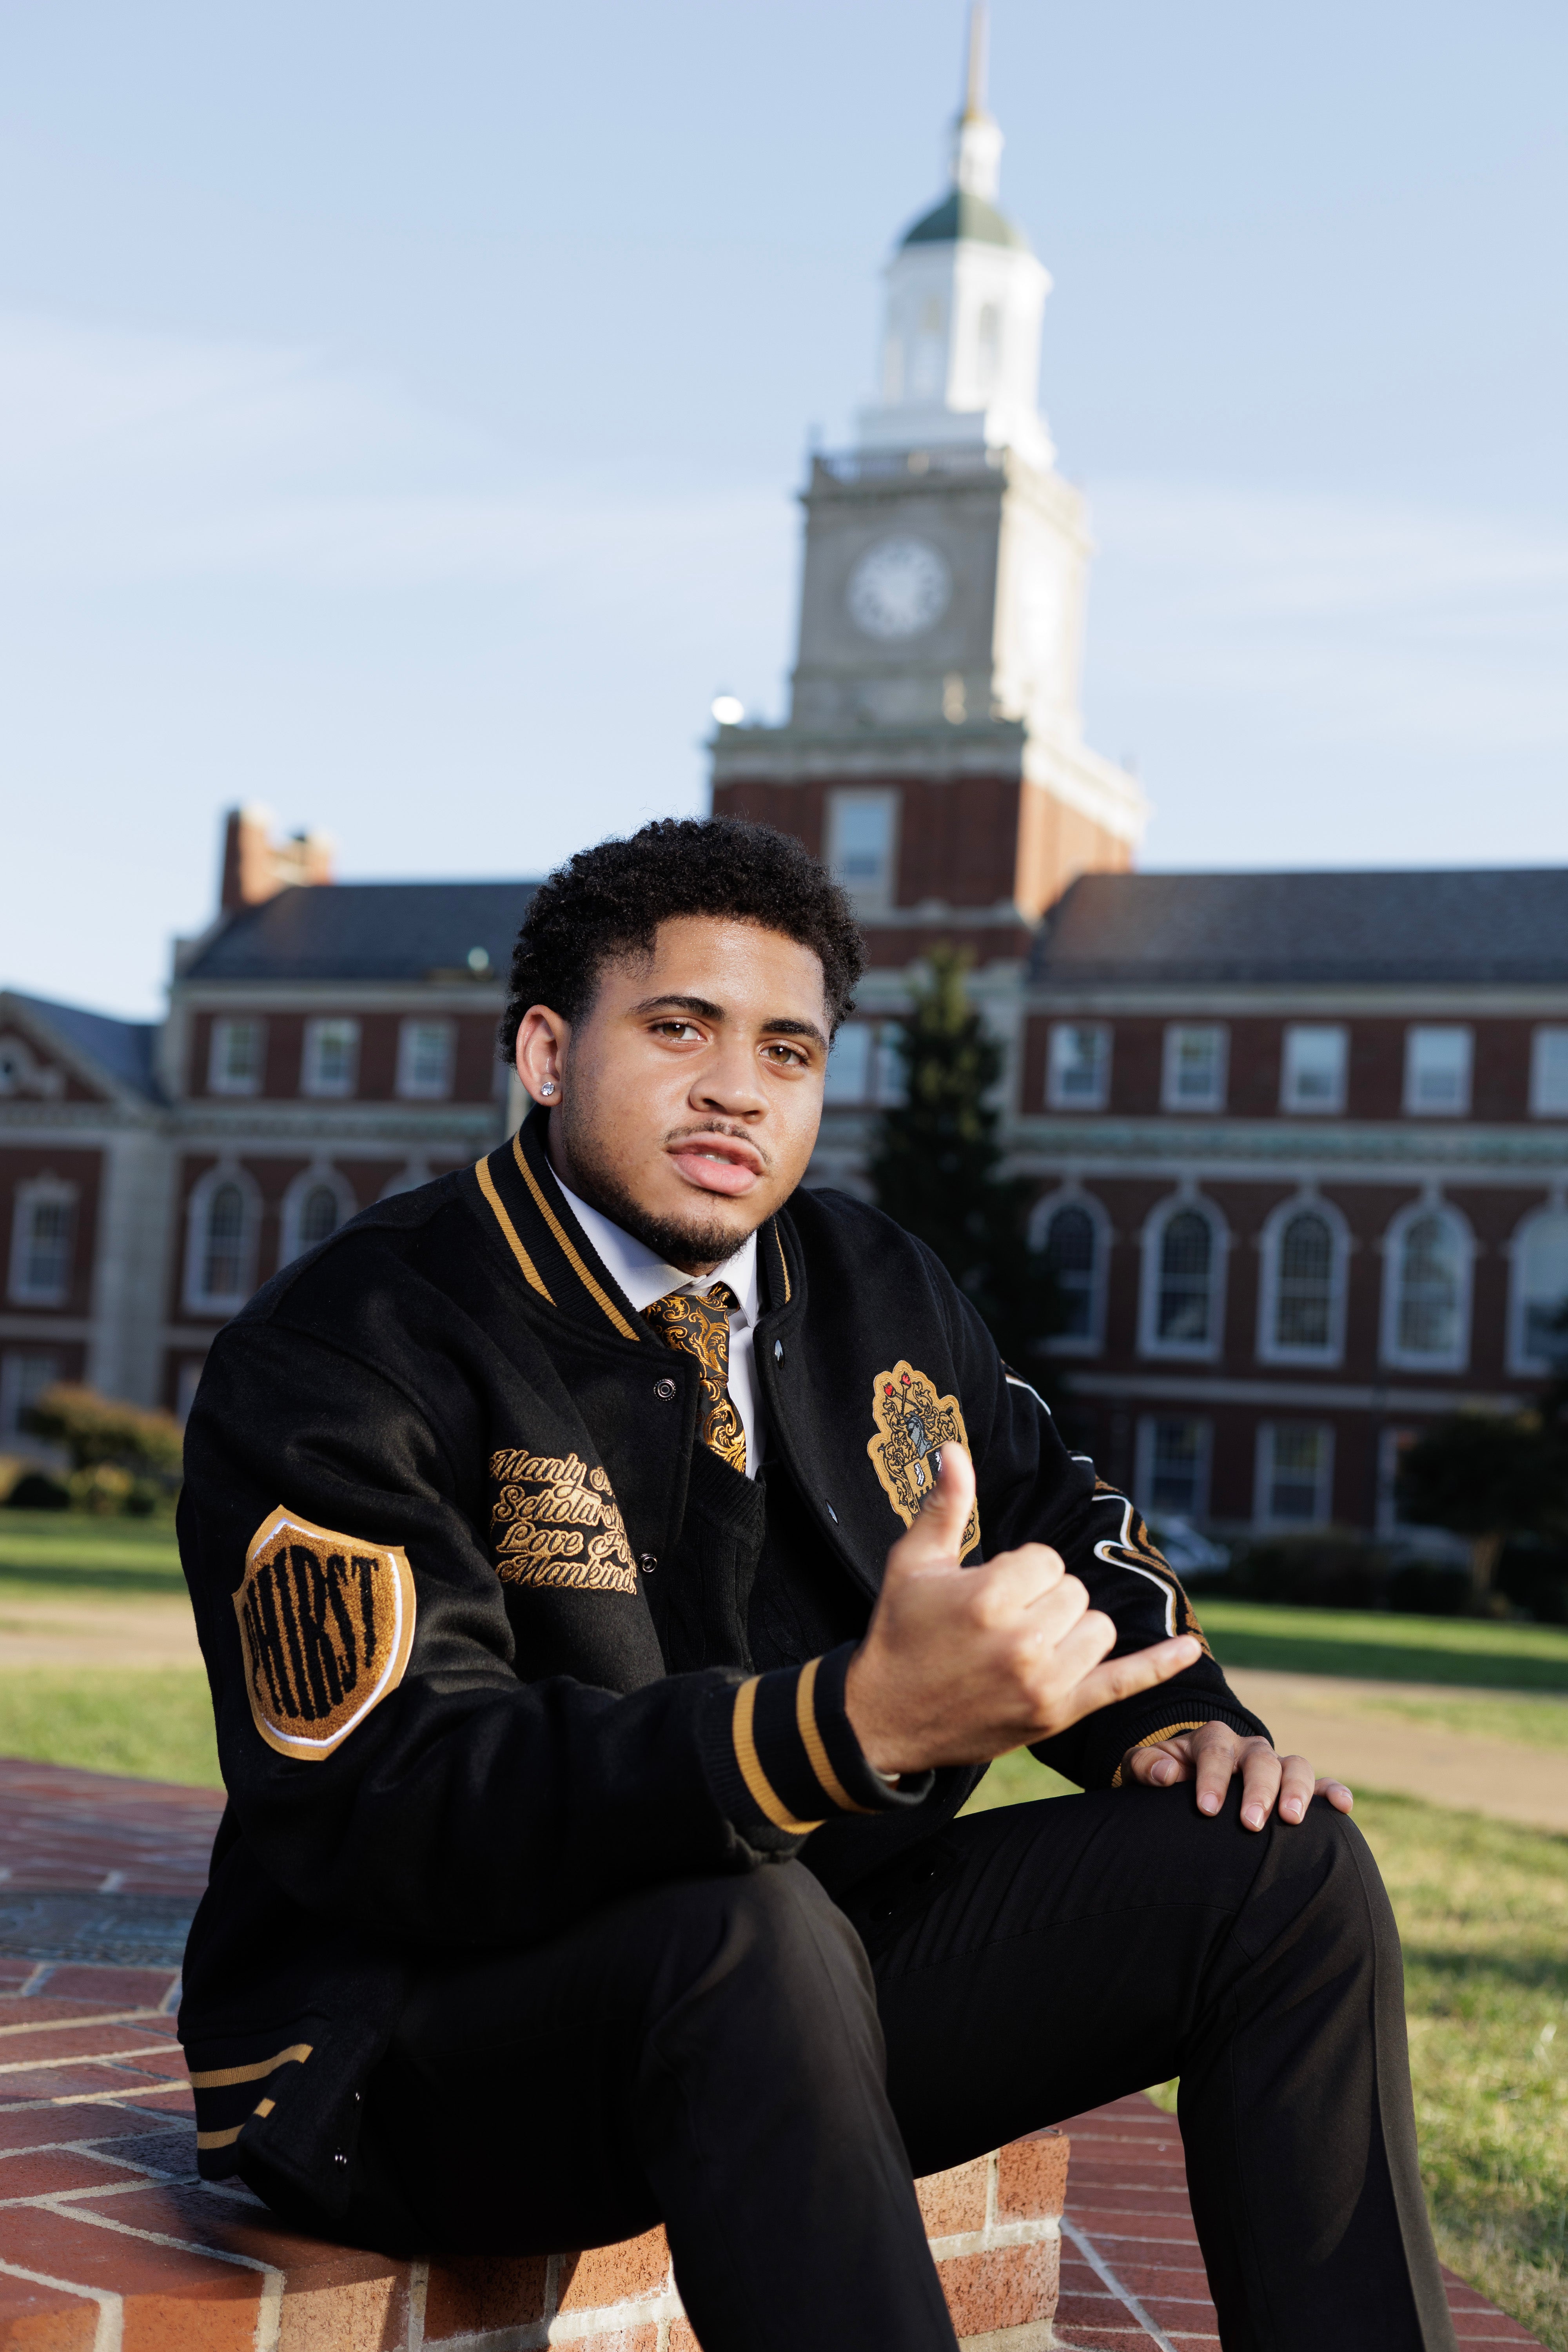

{"left": 489, "top": 1450, "right": 639, "bottom": 1593}
{"left": 235, "top": 1508, "right": 417, "bottom": 1762}
{"left": 867, "top": 1361, "right": 980, "bottom": 1561}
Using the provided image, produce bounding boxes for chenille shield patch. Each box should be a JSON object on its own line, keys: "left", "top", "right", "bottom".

{"left": 235, "top": 1508, "right": 417, "bottom": 1761}
{"left": 489, "top": 1450, "right": 639, "bottom": 1593}
{"left": 867, "top": 1361, "right": 981, "bottom": 1561}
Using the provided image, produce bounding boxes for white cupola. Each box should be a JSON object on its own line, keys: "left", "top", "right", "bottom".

{"left": 856, "top": 4, "right": 1054, "bottom": 472}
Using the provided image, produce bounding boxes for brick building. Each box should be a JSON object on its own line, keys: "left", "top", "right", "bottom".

{"left": 5, "top": 47, "right": 1567, "bottom": 1537}
{"left": 0, "top": 808, "right": 532, "bottom": 1436}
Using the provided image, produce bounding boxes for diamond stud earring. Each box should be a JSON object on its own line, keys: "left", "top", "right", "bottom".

{"left": 540, "top": 1079, "right": 557, "bottom": 1097}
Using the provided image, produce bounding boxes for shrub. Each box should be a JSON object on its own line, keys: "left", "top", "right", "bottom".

{"left": 20, "top": 1384, "right": 182, "bottom": 1514}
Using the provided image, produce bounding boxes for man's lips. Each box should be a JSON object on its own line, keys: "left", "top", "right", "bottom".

{"left": 666, "top": 1135, "right": 764, "bottom": 1197}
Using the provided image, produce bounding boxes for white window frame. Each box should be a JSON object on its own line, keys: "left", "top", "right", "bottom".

{"left": 1046, "top": 1021, "right": 1112, "bottom": 1111}
{"left": 207, "top": 1017, "right": 267, "bottom": 1097}
{"left": 1134, "top": 1414, "right": 1213, "bottom": 1524}
{"left": 1138, "top": 1192, "right": 1229, "bottom": 1362}
{"left": 278, "top": 1165, "right": 356, "bottom": 1269}
{"left": 824, "top": 789, "right": 900, "bottom": 915}
{"left": 300, "top": 1018, "right": 361, "bottom": 1100}
{"left": 183, "top": 1162, "right": 262, "bottom": 1317}
{"left": 7, "top": 1177, "right": 78, "bottom": 1308}
{"left": 0, "top": 1350, "right": 65, "bottom": 1444}
{"left": 396, "top": 1018, "right": 456, "bottom": 1103}
{"left": 1254, "top": 1422, "right": 1336, "bottom": 1530}
{"left": 1506, "top": 1203, "right": 1568, "bottom": 1375}
{"left": 1028, "top": 1186, "right": 1110, "bottom": 1356}
{"left": 1280, "top": 1023, "right": 1348, "bottom": 1115}
{"left": 1255, "top": 1192, "right": 1349, "bottom": 1368}
{"left": 1529, "top": 1027, "right": 1568, "bottom": 1117}
{"left": 1403, "top": 1025, "right": 1472, "bottom": 1117}
{"left": 1161, "top": 1024, "right": 1229, "bottom": 1112}
{"left": 1379, "top": 1196, "right": 1474, "bottom": 1374}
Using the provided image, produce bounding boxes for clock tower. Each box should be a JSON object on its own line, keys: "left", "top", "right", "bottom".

{"left": 710, "top": 8, "right": 1146, "bottom": 969}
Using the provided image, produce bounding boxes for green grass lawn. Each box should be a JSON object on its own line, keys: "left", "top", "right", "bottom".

{"left": 0, "top": 1508, "right": 184, "bottom": 1596}
{"left": 1198, "top": 1595, "right": 1568, "bottom": 1692}
{"left": 972, "top": 1751, "right": 1568, "bottom": 2352}
{"left": 0, "top": 1668, "right": 220, "bottom": 1786}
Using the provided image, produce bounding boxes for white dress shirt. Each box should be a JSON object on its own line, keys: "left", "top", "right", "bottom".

{"left": 553, "top": 1176, "right": 764, "bottom": 1477}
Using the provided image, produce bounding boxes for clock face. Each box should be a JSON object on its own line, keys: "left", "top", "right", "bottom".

{"left": 846, "top": 537, "right": 952, "bottom": 640}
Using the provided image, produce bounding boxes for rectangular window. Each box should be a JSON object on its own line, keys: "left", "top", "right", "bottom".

{"left": 1257, "top": 1423, "right": 1334, "bottom": 1526}
{"left": 1161, "top": 1025, "right": 1228, "bottom": 1112}
{"left": 1047, "top": 1022, "right": 1111, "bottom": 1110}
{"left": 208, "top": 1018, "right": 266, "bottom": 1096}
{"left": 1280, "top": 1024, "right": 1348, "bottom": 1114}
{"left": 396, "top": 1019, "right": 455, "bottom": 1101}
{"left": 823, "top": 1020, "right": 909, "bottom": 1107}
{"left": 9, "top": 1191, "right": 76, "bottom": 1307}
{"left": 1530, "top": 1027, "right": 1568, "bottom": 1116}
{"left": 301, "top": 1018, "right": 361, "bottom": 1099}
{"left": 1404, "top": 1026, "right": 1472, "bottom": 1115}
{"left": 1136, "top": 1416, "right": 1211, "bottom": 1522}
{"left": 824, "top": 790, "right": 898, "bottom": 914}
{"left": 0, "top": 1351, "right": 63, "bottom": 1443}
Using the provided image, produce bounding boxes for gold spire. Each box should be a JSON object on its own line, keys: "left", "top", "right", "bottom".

{"left": 962, "top": 2, "right": 990, "bottom": 123}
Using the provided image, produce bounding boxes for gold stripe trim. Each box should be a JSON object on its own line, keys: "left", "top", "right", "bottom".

{"left": 253, "top": 2096, "right": 276, "bottom": 2119}
{"left": 474, "top": 1155, "right": 554, "bottom": 1302}
{"left": 732, "top": 1677, "right": 822, "bottom": 1834}
{"left": 772, "top": 1220, "right": 791, "bottom": 1304}
{"left": 196, "top": 2124, "right": 245, "bottom": 2150}
{"left": 512, "top": 1134, "right": 642, "bottom": 1341}
{"left": 1110, "top": 1722, "right": 1211, "bottom": 1790}
{"left": 794, "top": 1655, "right": 871, "bottom": 1815}
{"left": 187, "top": 2041, "right": 314, "bottom": 2090}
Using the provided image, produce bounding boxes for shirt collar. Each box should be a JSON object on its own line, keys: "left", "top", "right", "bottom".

{"left": 552, "top": 1174, "right": 760, "bottom": 1327}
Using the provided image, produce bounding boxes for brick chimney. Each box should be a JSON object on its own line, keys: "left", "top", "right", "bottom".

{"left": 219, "top": 806, "right": 335, "bottom": 913}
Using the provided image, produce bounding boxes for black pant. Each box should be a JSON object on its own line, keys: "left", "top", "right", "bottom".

{"left": 267, "top": 1786, "right": 1456, "bottom": 2352}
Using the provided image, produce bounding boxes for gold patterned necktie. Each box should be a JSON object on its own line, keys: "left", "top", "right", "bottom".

{"left": 644, "top": 1283, "right": 746, "bottom": 1477}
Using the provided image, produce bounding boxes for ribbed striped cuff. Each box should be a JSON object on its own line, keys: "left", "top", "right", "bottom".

{"left": 1094, "top": 1699, "right": 1273, "bottom": 1791}
{"left": 701, "top": 1644, "right": 933, "bottom": 1841}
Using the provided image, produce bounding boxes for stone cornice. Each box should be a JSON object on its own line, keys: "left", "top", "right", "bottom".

{"left": 1004, "top": 1115, "right": 1568, "bottom": 1178}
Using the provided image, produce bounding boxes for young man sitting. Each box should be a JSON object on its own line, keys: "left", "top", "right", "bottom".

{"left": 178, "top": 816, "right": 1456, "bottom": 2352}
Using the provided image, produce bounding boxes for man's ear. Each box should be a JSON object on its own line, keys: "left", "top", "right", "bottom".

{"left": 514, "top": 1005, "right": 572, "bottom": 1107}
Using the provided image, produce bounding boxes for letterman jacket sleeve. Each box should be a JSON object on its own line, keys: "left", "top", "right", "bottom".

{"left": 180, "top": 1309, "right": 916, "bottom": 1956}
{"left": 927, "top": 1256, "right": 1271, "bottom": 1791}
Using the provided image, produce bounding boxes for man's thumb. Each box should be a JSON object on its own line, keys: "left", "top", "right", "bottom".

{"left": 889, "top": 1441, "right": 975, "bottom": 1574}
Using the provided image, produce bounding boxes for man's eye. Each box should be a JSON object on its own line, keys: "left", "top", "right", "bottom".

{"left": 653, "top": 1021, "right": 702, "bottom": 1042}
{"left": 764, "top": 1043, "right": 808, "bottom": 1067}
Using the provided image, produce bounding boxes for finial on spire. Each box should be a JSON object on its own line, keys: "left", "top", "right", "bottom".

{"left": 962, "top": 1, "right": 989, "bottom": 121}
{"left": 952, "top": 3, "right": 1002, "bottom": 200}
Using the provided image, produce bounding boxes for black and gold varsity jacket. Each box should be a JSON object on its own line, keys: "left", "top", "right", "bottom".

{"left": 176, "top": 1112, "right": 1267, "bottom": 2214}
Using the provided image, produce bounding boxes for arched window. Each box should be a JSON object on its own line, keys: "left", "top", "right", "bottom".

{"left": 1382, "top": 1203, "right": 1470, "bottom": 1371}
{"left": 183, "top": 1166, "right": 260, "bottom": 1314}
{"left": 298, "top": 1185, "right": 340, "bottom": 1249}
{"left": 1275, "top": 1212, "right": 1332, "bottom": 1348}
{"left": 1510, "top": 1209, "right": 1568, "bottom": 1372}
{"left": 1043, "top": 1203, "right": 1098, "bottom": 1347}
{"left": 1158, "top": 1211, "right": 1213, "bottom": 1343}
{"left": 1141, "top": 1197, "right": 1226, "bottom": 1358}
{"left": 203, "top": 1185, "right": 245, "bottom": 1300}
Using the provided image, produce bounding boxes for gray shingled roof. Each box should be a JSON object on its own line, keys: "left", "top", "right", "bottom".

{"left": 15, "top": 994, "right": 162, "bottom": 1100}
{"left": 1033, "top": 869, "right": 1568, "bottom": 986}
{"left": 181, "top": 881, "right": 539, "bottom": 984}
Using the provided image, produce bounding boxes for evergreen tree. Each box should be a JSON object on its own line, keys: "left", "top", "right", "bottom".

{"left": 867, "top": 946, "right": 1060, "bottom": 1378}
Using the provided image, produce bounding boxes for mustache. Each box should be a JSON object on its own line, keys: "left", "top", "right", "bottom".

{"left": 662, "top": 1120, "right": 773, "bottom": 1172}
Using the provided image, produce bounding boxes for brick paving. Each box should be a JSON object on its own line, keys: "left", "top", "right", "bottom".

{"left": 1052, "top": 2092, "right": 1545, "bottom": 2348}
{"left": 0, "top": 1760, "right": 1548, "bottom": 2348}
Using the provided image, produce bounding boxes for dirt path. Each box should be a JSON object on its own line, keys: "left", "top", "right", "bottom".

{"left": 1226, "top": 1668, "right": 1568, "bottom": 1834}
{"left": 0, "top": 1596, "right": 201, "bottom": 1670}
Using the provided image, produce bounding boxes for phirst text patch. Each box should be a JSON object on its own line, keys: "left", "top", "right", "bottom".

{"left": 235, "top": 1508, "right": 417, "bottom": 1761}
{"left": 867, "top": 1360, "right": 981, "bottom": 1561}
{"left": 489, "top": 1449, "right": 639, "bottom": 1593}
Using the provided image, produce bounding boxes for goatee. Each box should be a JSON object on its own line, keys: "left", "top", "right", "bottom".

{"left": 554, "top": 1118, "right": 757, "bottom": 1274}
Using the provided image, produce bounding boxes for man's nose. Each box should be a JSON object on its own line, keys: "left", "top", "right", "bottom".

{"left": 691, "top": 1041, "right": 766, "bottom": 1118}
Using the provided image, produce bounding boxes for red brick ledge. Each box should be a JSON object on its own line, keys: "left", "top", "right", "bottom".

{"left": 0, "top": 1960, "right": 1067, "bottom": 2351}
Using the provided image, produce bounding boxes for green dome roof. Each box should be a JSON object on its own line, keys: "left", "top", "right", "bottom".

{"left": 900, "top": 187, "right": 1029, "bottom": 253}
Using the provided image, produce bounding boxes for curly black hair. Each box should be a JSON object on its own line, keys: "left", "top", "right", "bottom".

{"left": 499, "top": 815, "right": 864, "bottom": 1059}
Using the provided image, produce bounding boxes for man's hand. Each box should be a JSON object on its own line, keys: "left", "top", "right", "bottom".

{"left": 844, "top": 1445, "right": 1202, "bottom": 1776}
{"left": 1122, "top": 1720, "right": 1354, "bottom": 1829}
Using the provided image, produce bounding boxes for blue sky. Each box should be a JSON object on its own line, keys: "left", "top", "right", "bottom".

{"left": 4, "top": 0, "right": 1566, "bottom": 1016}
